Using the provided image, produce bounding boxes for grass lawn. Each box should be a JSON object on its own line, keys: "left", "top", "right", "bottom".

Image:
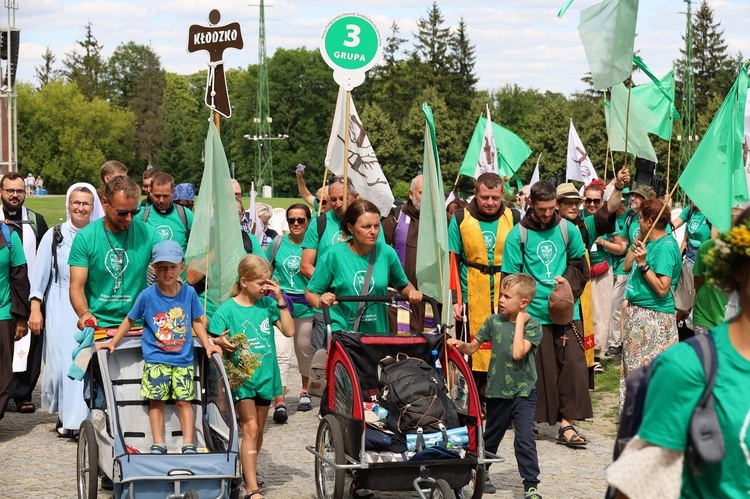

{"left": 24, "top": 195, "right": 302, "bottom": 225}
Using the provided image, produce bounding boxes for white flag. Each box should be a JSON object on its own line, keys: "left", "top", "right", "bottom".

{"left": 529, "top": 153, "right": 541, "bottom": 188}
{"left": 325, "top": 86, "right": 394, "bottom": 216}
{"left": 476, "top": 103, "right": 498, "bottom": 177}
{"left": 246, "top": 182, "right": 265, "bottom": 242}
{"left": 566, "top": 120, "right": 598, "bottom": 185}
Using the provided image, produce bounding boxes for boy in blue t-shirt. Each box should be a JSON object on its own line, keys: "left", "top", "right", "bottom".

{"left": 99, "top": 240, "right": 222, "bottom": 454}
{"left": 448, "top": 273, "right": 543, "bottom": 498}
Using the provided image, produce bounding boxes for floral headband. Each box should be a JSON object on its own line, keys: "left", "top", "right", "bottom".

{"left": 703, "top": 219, "right": 750, "bottom": 291}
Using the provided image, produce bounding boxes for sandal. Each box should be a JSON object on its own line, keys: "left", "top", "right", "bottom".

{"left": 555, "top": 425, "right": 587, "bottom": 448}
{"left": 533, "top": 425, "right": 539, "bottom": 440}
{"left": 182, "top": 444, "right": 197, "bottom": 454}
{"left": 245, "top": 489, "right": 263, "bottom": 499}
{"left": 17, "top": 401, "right": 35, "bottom": 413}
{"left": 150, "top": 444, "right": 167, "bottom": 454}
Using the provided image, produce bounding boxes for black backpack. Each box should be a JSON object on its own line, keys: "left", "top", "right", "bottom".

{"left": 606, "top": 334, "right": 724, "bottom": 498}
{"left": 378, "top": 354, "right": 459, "bottom": 435}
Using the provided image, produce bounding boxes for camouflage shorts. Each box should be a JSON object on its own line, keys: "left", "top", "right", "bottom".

{"left": 140, "top": 362, "right": 195, "bottom": 401}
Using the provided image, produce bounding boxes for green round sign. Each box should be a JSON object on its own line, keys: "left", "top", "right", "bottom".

{"left": 320, "top": 13, "right": 382, "bottom": 73}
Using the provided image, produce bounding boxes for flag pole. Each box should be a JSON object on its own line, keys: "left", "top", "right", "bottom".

{"left": 666, "top": 112, "right": 674, "bottom": 194}
{"left": 622, "top": 81, "right": 633, "bottom": 171}
{"left": 640, "top": 180, "right": 680, "bottom": 243}
{"left": 317, "top": 169, "right": 329, "bottom": 217}
{"left": 603, "top": 135, "right": 611, "bottom": 184}
{"left": 343, "top": 90, "right": 351, "bottom": 210}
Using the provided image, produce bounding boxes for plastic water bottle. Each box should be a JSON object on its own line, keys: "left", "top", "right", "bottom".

{"left": 371, "top": 404, "right": 389, "bottom": 420}
{"left": 431, "top": 349, "right": 444, "bottom": 377}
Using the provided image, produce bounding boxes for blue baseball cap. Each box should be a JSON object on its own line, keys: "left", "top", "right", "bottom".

{"left": 152, "top": 240, "right": 184, "bottom": 264}
{"left": 173, "top": 183, "right": 195, "bottom": 202}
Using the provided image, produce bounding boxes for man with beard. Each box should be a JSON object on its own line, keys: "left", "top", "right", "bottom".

{"left": 382, "top": 175, "right": 428, "bottom": 331}
{"left": 449, "top": 172, "right": 520, "bottom": 398}
{"left": 556, "top": 167, "right": 629, "bottom": 373}
{"left": 501, "top": 180, "right": 591, "bottom": 448}
{"left": 70, "top": 176, "right": 162, "bottom": 336}
{"left": 139, "top": 172, "right": 193, "bottom": 252}
{"left": 1, "top": 172, "right": 48, "bottom": 414}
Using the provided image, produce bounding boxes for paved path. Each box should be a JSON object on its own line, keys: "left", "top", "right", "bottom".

{"left": 0, "top": 362, "right": 614, "bottom": 499}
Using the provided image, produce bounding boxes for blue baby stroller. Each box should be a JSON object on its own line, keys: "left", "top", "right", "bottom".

{"left": 76, "top": 336, "right": 241, "bottom": 499}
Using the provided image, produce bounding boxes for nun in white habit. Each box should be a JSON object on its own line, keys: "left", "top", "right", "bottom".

{"left": 29, "top": 182, "right": 103, "bottom": 436}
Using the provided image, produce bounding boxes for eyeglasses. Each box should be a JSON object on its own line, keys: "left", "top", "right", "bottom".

{"left": 70, "top": 201, "right": 93, "bottom": 209}
{"left": 113, "top": 208, "right": 140, "bottom": 217}
{"left": 320, "top": 199, "right": 329, "bottom": 206}
{"left": 3, "top": 188, "right": 24, "bottom": 196}
{"left": 584, "top": 198, "right": 602, "bottom": 205}
{"left": 328, "top": 176, "right": 345, "bottom": 185}
{"left": 287, "top": 217, "right": 308, "bottom": 225}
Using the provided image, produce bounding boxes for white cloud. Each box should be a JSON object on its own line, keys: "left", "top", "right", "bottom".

{"left": 11, "top": 0, "right": 750, "bottom": 95}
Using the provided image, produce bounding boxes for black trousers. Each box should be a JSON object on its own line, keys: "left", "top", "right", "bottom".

{"left": 10, "top": 329, "right": 43, "bottom": 404}
{"left": 484, "top": 391, "right": 540, "bottom": 490}
{"left": 0, "top": 319, "right": 14, "bottom": 418}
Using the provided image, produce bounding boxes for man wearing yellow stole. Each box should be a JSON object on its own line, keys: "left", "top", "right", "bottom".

{"left": 449, "top": 173, "right": 520, "bottom": 399}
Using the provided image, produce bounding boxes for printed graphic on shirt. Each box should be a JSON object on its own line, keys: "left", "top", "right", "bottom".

{"left": 152, "top": 306, "right": 188, "bottom": 352}
{"left": 283, "top": 254, "right": 301, "bottom": 278}
{"left": 156, "top": 224, "right": 174, "bottom": 241}
{"left": 536, "top": 240, "right": 557, "bottom": 279}
{"left": 330, "top": 230, "right": 344, "bottom": 245}
{"left": 353, "top": 270, "right": 376, "bottom": 296}
{"left": 241, "top": 318, "right": 273, "bottom": 364}
{"left": 482, "top": 230, "right": 496, "bottom": 251}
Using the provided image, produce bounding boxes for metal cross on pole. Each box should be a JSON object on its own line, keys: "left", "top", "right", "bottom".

{"left": 187, "top": 9, "right": 244, "bottom": 131}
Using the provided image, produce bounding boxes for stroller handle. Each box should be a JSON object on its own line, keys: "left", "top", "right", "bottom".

{"left": 320, "top": 294, "right": 440, "bottom": 329}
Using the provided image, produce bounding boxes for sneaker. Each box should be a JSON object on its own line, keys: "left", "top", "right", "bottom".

{"left": 605, "top": 346, "right": 622, "bottom": 358}
{"left": 273, "top": 404, "right": 288, "bottom": 424}
{"left": 297, "top": 393, "right": 313, "bottom": 412}
{"left": 593, "top": 362, "right": 605, "bottom": 374}
{"left": 525, "top": 486, "right": 543, "bottom": 499}
{"left": 483, "top": 475, "right": 496, "bottom": 494}
{"left": 101, "top": 475, "right": 114, "bottom": 491}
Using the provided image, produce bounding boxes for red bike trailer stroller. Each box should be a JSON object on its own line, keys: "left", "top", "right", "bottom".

{"left": 305, "top": 295, "right": 503, "bottom": 499}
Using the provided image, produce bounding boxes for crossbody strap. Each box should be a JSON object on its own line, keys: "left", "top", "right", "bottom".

{"left": 353, "top": 246, "right": 377, "bottom": 332}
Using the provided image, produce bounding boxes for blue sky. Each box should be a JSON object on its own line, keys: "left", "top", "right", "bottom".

{"left": 13, "top": 0, "right": 750, "bottom": 95}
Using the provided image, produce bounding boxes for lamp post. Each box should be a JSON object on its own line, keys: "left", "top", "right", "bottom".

{"left": 244, "top": 131, "right": 289, "bottom": 195}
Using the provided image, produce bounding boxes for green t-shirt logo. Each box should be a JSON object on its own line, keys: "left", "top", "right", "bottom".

{"left": 353, "top": 270, "right": 375, "bottom": 296}
{"left": 688, "top": 218, "right": 701, "bottom": 234}
{"left": 156, "top": 224, "right": 174, "bottom": 241}
{"left": 536, "top": 241, "right": 558, "bottom": 278}
{"left": 330, "top": 230, "right": 344, "bottom": 245}
{"left": 105, "top": 249, "right": 129, "bottom": 292}
{"left": 283, "top": 255, "right": 301, "bottom": 277}
{"left": 482, "top": 231, "right": 496, "bottom": 251}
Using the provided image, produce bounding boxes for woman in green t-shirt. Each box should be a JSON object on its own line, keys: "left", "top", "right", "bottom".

{"left": 607, "top": 206, "right": 750, "bottom": 497}
{"left": 306, "top": 199, "right": 422, "bottom": 333}
{"left": 621, "top": 198, "right": 681, "bottom": 408}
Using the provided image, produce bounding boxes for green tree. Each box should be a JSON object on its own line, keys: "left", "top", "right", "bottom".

{"left": 676, "top": 1, "right": 735, "bottom": 129}
{"left": 448, "top": 17, "right": 478, "bottom": 98}
{"left": 34, "top": 47, "right": 59, "bottom": 89}
{"left": 17, "top": 81, "right": 134, "bottom": 192}
{"left": 62, "top": 22, "right": 108, "bottom": 101}
{"left": 129, "top": 54, "right": 166, "bottom": 170}
{"left": 413, "top": 2, "right": 451, "bottom": 76}
{"left": 106, "top": 42, "right": 162, "bottom": 107}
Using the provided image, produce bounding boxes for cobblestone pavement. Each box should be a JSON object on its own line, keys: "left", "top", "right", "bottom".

{"left": 0, "top": 361, "right": 614, "bottom": 499}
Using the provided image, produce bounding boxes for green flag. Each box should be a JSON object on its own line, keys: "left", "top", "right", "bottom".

{"left": 606, "top": 82, "right": 658, "bottom": 162}
{"left": 578, "top": 0, "right": 639, "bottom": 90}
{"left": 679, "top": 68, "right": 749, "bottom": 233}
{"left": 459, "top": 116, "right": 532, "bottom": 178}
{"left": 185, "top": 121, "right": 247, "bottom": 317}
{"left": 631, "top": 68, "right": 680, "bottom": 140}
{"left": 417, "top": 103, "right": 453, "bottom": 327}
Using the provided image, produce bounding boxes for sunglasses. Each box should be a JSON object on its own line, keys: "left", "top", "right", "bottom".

{"left": 584, "top": 198, "right": 602, "bottom": 205}
{"left": 113, "top": 208, "right": 140, "bottom": 217}
{"left": 287, "top": 217, "right": 308, "bottom": 225}
{"left": 320, "top": 199, "right": 329, "bottom": 206}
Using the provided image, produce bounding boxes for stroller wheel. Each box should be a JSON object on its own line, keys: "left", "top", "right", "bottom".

{"left": 429, "top": 479, "right": 453, "bottom": 499}
{"left": 315, "top": 415, "right": 345, "bottom": 499}
{"left": 76, "top": 420, "right": 99, "bottom": 499}
{"left": 184, "top": 491, "right": 200, "bottom": 499}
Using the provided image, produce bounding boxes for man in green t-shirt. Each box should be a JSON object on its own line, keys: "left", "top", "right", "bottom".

{"left": 139, "top": 172, "right": 193, "bottom": 252}
{"left": 501, "top": 180, "right": 592, "bottom": 447}
{"left": 70, "top": 176, "right": 161, "bottom": 335}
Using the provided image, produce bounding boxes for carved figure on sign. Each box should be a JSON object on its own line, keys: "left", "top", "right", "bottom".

{"left": 187, "top": 9, "right": 243, "bottom": 118}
